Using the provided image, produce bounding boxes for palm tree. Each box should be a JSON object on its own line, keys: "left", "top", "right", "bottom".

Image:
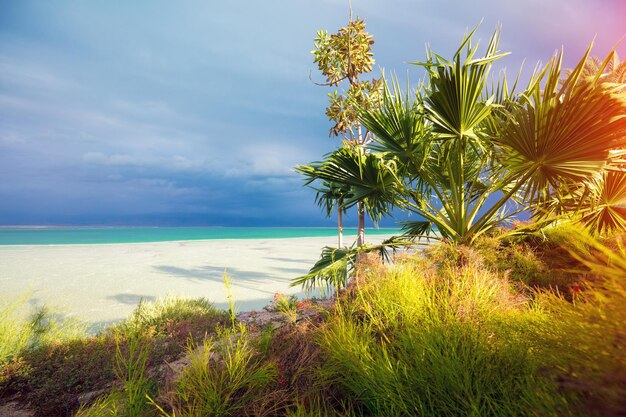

{"left": 550, "top": 52, "right": 626, "bottom": 232}
{"left": 571, "top": 52, "right": 626, "bottom": 84}
{"left": 312, "top": 180, "right": 350, "bottom": 248}
{"left": 358, "top": 28, "right": 626, "bottom": 244}
{"left": 295, "top": 145, "right": 398, "bottom": 291}
{"left": 297, "top": 145, "right": 398, "bottom": 243}
{"left": 294, "top": 27, "right": 626, "bottom": 290}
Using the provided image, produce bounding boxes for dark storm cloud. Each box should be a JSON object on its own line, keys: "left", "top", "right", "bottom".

{"left": 0, "top": 0, "right": 624, "bottom": 225}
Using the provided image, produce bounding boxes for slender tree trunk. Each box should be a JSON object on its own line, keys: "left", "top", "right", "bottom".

{"left": 356, "top": 123, "right": 366, "bottom": 247}
{"left": 357, "top": 201, "right": 365, "bottom": 247}
{"left": 337, "top": 197, "right": 344, "bottom": 248}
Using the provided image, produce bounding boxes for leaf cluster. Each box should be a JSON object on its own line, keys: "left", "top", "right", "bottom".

{"left": 312, "top": 18, "right": 375, "bottom": 86}
{"left": 312, "top": 17, "right": 382, "bottom": 139}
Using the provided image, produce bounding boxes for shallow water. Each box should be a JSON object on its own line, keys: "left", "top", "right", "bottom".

{"left": 0, "top": 227, "right": 399, "bottom": 245}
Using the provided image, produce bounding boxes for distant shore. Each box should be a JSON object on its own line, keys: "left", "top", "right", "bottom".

{"left": 0, "top": 226, "right": 400, "bottom": 245}
{"left": 0, "top": 235, "right": 394, "bottom": 330}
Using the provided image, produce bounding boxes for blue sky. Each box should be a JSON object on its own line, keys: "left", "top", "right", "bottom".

{"left": 1, "top": 0, "right": 624, "bottom": 226}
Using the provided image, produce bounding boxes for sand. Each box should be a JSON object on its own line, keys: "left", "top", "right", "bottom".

{"left": 0, "top": 235, "right": 393, "bottom": 329}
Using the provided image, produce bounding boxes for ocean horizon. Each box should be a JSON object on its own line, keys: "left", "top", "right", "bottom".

{"left": 0, "top": 226, "right": 400, "bottom": 245}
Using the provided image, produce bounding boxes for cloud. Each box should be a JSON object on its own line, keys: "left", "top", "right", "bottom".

{"left": 1, "top": 0, "right": 624, "bottom": 226}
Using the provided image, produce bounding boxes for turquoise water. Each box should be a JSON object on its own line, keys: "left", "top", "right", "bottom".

{"left": 0, "top": 227, "right": 399, "bottom": 245}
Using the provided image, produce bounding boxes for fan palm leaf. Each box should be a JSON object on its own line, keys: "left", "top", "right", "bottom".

{"left": 415, "top": 26, "right": 508, "bottom": 142}
{"left": 362, "top": 76, "right": 431, "bottom": 179}
{"left": 310, "top": 145, "right": 401, "bottom": 222}
{"left": 496, "top": 47, "right": 626, "bottom": 205}
{"left": 291, "top": 246, "right": 354, "bottom": 291}
{"left": 577, "top": 170, "right": 626, "bottom": 233}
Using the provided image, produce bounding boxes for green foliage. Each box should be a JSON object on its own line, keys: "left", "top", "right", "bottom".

{"left": 119, "top": 297, "right": 226, "bottom": 336}
{"left": 301, "top": 24, "right": 626, "bottom": 270}
{"left": 285, "top": 398, "right": 357, "bottom": 417}
{"left": 291, "top": 245, "right": 356, "bottom": 291}
{"left": 5, "top": 334, "right": 119, "bottom": 416}
{"left": 528, "top": 228, "right": 626, "bottom": 415}
{"left": 156, "top": 325, "right": 277, "bottom": 417}
{"left": 354, "top": 27, "right": 513, "bottom": 244}
{"left": 273, "top": 293, "right": 299, "bottom": 324}
{"left": 568, "top": 169, "right": 626, "bottom": 233}
{"left": 497, "top": 45, "right": 626, "bottom": 207}
{"left": 307, "top": 14, "right": 386, "bottom": 249}
{"left": 317, "top": 257, "right": 572, "bottom": 417}
{"left": 114, "top": 331, "right": 155, "bottom": 417}
{"left": 223, "top": 272, "right": 238, "bottom": 328}
{"left": 297, "top": 145, "right": 399, "bottom": 223}
{"left": 73, "top": 331, "right": 155, "bottom": 417}
{"left": 312, "top": 18, "right": 374, "bottom": 86}
{"left": 74, "top": 392, "right": 123, "bottom": 417}
{"left": 360, "top": 27, "right": 626, "bottom": 245}
{"left": 312, "top": 17, "right": 381, "bottom": 139}
{"left": 0, "top": 298, "right": 225, "bottom": 417}
{"left": 0, "top": 297, "right": 86, "bottom": 366}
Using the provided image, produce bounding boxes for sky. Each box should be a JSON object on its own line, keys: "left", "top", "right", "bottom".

{"left": 1, "top": 0, "right": 625, "bottom": 227}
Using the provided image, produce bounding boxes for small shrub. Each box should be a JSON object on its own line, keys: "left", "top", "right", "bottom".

{"left": 531, "top": 231, "right": 626, "bottom": 416}
{"left": 119, "top": 297, "right": 226, "bottom": 337}
{"left": 156, "top": 324, "right": 277, "bottom": 417}
{"left": 266, "top": 323, "right": 326, "bottom": 406}
{"left": 114, "top": 330, "right": 155, "bottom": 416}
{"left": 1, "top": 298, "right": 225, "bottom": 417}
{"left": 0, "top": 297, "right": 86, "bottom": 366}
{"left": 272, "top": 293, "right": 299, "bottom": 324}
{"left": 18, "top": 334, "right": 118, "bottom": 417}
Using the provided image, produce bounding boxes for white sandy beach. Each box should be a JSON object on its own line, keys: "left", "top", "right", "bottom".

{"left": 0, "top": 235, "right": 393, "bottom": 329}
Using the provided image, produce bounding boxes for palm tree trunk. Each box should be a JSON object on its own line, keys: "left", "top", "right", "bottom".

{"left": 357, "top": 201, "right": 365, "bottom": 246}
{"left": 337, "top": 198, "right": 343, "bottom": 248}
{"left": 356, "top": 123, "right": 366, "bottom": 247}
{"left": 337, "top": 197, "right": 344, "bottom": 248}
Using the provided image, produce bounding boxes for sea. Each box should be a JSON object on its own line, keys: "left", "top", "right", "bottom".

{"left": 0, "top": 227, "right": 400, "bottom": 245}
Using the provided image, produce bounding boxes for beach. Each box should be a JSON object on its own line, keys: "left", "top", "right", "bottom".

{"left": 0, "top": 235, "right": 392, "bottom": 329}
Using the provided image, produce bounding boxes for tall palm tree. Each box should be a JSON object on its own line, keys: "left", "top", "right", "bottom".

{"left": 297, "top": 144, "right": 398, "bottom": 241}
{"left": 314, "top": 180, "right": 350, "bottom": 248}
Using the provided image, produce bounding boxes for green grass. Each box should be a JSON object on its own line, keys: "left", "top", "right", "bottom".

{"left": 114, "top": 330, "right": 155, "bottom": 417}
{"left": 155, "top": 324, "right": 277, "bottom": 417}
{"left": 74, "top": 330, "right": 155, "bottom": 417}
{"left": 0, "top": 296, "right": 86, "bottom": 366}
{"left": 317, "top": 257, "right": 573, "bottom": 417}
{"left": 74, "top": 392, "right": 123, "bottom": 417}
{"left": 118, "top": 297, "right": 227, "bottom": 336}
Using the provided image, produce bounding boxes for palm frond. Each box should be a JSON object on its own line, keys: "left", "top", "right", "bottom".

{"left": 311, "top": 145, "right": 401, "bottom": 222}
{"left": 415, "top": 26, "right": 507, "bottom": 142}
{"left": 578, "top": 170, "right": 626, "bottom": 234}
{"left": 291, "top": 246, "right": 356, "bottom": 292}
{"left": 497, "top": 45, "right": 626, "bottom": 206}
{"left": 360, "top": 76, "right": 431, "bottom": 177}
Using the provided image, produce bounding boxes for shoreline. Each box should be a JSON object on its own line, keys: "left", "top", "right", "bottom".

{"left": 0, "top": 234, "right": 396, "bottom": 248}
{"left": 0, "top": 235, "right": 395, "bottom": 330}
{"left": 0, "top": 235, "right": 342, "bottom": 248}
{"left": 0, "top": 227, "right": 401, "bottom": 246}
